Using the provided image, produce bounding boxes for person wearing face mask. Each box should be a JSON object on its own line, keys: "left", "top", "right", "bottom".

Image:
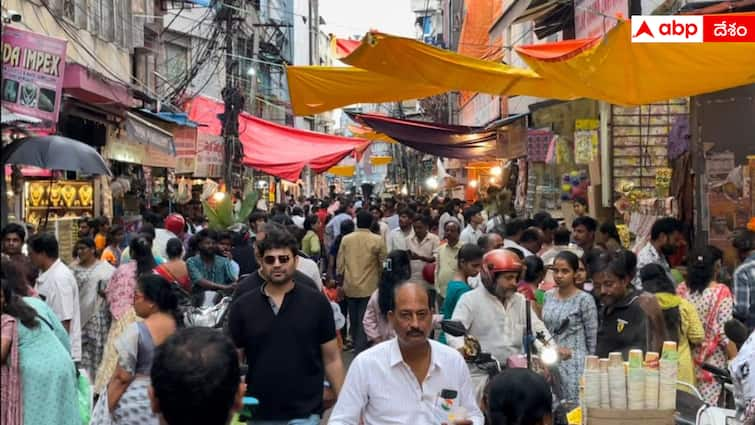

{"left": 448, "top": 249, "right": 550, "bottom": 398}
{"left": 633, "top": 217, "right": 684, "bottom": 290}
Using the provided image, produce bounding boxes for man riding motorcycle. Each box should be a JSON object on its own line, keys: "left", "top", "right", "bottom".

{"left": 447, "top": 249, "right": 551, "bottom": 399}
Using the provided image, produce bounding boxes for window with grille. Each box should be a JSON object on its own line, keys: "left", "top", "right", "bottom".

{"left": 165, "top": 43, "right": 188, "bottom": 82}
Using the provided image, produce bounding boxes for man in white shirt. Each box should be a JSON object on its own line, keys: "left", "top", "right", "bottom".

{"left": 387, "top": 208, "right": 415, "bottom": 252}
{"left": 407, "top": 215, "right": 440, "bottom": 285}
{"left": 449, "top": 249, "right": 549, "bottom": 397}
{"left": 329, "top": 281, "right": 483, "bottom": 425}
{"left": 459, "top": 206, "right": 484, "bottom": 246}
{"left": 29, "top": 232, "right": 82, "bottom": 361}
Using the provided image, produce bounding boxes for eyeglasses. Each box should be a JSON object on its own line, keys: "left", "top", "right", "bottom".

{"left": 262, "top": 255, "right": 291, "bottom": 265}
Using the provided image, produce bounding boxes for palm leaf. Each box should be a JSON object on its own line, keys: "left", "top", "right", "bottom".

{"left": 235, "top": 190, "right": 259, "bottom": 223}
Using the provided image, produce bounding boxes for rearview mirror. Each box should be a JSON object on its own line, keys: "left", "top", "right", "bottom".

{"left": 441, "top": 320, "right": 467, "bottom": 337}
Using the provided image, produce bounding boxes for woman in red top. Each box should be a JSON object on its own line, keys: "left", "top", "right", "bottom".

{"left": 154, "top": 238, "right": 190, "bottom": 293}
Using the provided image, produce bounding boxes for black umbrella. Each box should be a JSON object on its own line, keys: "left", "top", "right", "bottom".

{"left": 1, "top": 135, "right": 112, "bottom": 176}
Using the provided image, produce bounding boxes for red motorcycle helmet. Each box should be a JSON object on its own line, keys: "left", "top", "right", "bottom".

{"left": 483, "top": 249, "right": 523, "bottom": 273}
{"left": 422, "top": 262, "right": 436, "bottom": 284}
{"left": 164, "top": 213, "right": 185, "bottom": 235}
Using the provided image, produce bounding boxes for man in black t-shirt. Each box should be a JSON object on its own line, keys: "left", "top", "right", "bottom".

{"left": 228, "top": 227, "right": 344, "bottom": 423}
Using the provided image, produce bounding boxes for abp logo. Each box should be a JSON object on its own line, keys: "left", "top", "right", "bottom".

{"left": 631, "top": 16, "right": 704, "bottom": 43}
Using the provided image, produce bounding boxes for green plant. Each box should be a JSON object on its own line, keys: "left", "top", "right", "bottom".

{"left": 203, "top": 190, "right": 259, "bottom": 230}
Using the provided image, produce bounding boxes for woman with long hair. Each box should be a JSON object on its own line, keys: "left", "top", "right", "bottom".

{"left": 91, "top": 274, "right": 179, "bottom": 425}
{"left": 677, "top": 247, "right": 738, "bottom": 404}
{"left": 71, "top": 237, "right": 116, "bottom": 383}
{"left": 542, "top": 251, "right": 598, "bottom": 403}
{"left": 154, "top": 238, "right": 190, "bottom": 293}
{"left": 640, "top": 263, "right": 704, "bottom": 390}
{"left": 301, "top": 214, "right": 322, "bottom": 261}
{"left": 1, "top": 269, "right": 80, "bottom": 425}
{"left": 362, "top": 250, "right": 412, "bottom": 345}
{"left": 94, "top": 235, "right": 157, "bottom": 395}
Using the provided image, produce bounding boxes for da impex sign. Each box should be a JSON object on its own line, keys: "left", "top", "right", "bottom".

{"left": 631, "top": 15, "right": 755, "bottom": 43}
{"left": 1, "top": 27, "right": 68, "bottom": 124}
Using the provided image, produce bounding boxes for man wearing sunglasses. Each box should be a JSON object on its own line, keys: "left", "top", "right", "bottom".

{"left": 229, "top": 227, "right": 345, "bottom": 425}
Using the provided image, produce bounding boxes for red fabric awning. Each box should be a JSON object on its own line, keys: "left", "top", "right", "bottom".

{"left": 333, "top": 38, "right": 361, "bottom": 58}
{"left": 184, "top": 96, "right": 369, "bottom": 181}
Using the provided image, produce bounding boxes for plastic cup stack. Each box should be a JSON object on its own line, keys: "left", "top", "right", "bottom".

{"left": 659, "top": 342, "right": 679, "bottom": 410}
{"left": 608, "top": 352, "right": 627, "bottom": 409}
{"left": 584, "top": 355, "right": 601, "bottom": 409}
{"left": 627, "top": 349, "right": 645, "bottom": 409}
{"left": 599, "top": 358, "right": 611, "bottom": 408}
{"left": 644, "top": 352, "right": 660, "bottom": 409}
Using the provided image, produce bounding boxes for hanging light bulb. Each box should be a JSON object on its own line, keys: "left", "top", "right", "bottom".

{"left": 468, "top": 179, "right": 478, "bottom": 188}
{"left": 491, "top": 166, "right": 502, "bottom": 176}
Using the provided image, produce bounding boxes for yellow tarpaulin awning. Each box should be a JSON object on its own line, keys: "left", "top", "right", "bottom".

{"left": 369, "top": 156, "right": 393, "bottom": 166}
{"left": 516, "top": 16, "right": 755, "bottom": 106}
{"left": 341, "top": 32, "right": 574, "bottom": 101}
{"left": 287, "top": 15, "right": 755, "bottom": 115}
{"left": 347, "top": 124, "right": 398, "bottom": 144}
{"left": 286, "top": 66, "right": 445, "bottom": 115}
{"left": 327, "top": 165, "right": 356, "bottom": 177}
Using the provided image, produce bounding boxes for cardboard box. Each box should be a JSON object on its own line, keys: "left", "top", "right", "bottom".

{"left": 586, "top": 408, "right": 674, "bottom": 425}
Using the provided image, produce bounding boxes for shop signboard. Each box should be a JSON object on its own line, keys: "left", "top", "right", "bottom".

{"left": 1, "top": 27, "right": 68, "bottom": 124}
{"left": 574, "top": 0, "right": 628, "bottom": 39}
{"left": 103, "top": 135, "right": 146, "bottom": 164}
{"left": 125, "top": 113, "right": 175, "bottom": 155}
{"left": 173, "top": 126, "right": 197, "bottom": 174}
{"left": 194, "top": 133, "right": 223, "bottom": 178}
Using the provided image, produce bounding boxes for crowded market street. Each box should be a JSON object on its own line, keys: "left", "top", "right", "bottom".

{"left": 2, "top": 1, "right": 755, "bottom": 425}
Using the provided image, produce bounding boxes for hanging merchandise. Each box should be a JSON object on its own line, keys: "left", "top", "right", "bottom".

{"left": 176, "top": 177, "right": 192, "bottom": 205}
{"left": 143, "top": 166, "right": 152, "bottom": 209}
{"left": 527, "top": 129, "right": 553, "bottom": 163}
{"left": 555, "top": 137, "right": 571, "bottom": 165}
{"left": 655, "top": 168, "right": 672, "bottom": 198}
{"left": 545, "top": 135, "right": 559, "bottom": 164}
{"left": 560, "top": 170, "right": 589, "bottom": 201}
{"left": 574, "top": 119, "right": 599, "bottom": 164}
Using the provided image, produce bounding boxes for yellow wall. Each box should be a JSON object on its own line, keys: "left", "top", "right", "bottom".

{"left": 4, "top": 0, "right": 131, "bottom": 83}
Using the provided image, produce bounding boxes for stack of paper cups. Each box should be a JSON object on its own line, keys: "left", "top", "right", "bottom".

{"left": 584, "top": 356, "right": 601, "bottom": 409}
{"left": 659, "top": 342, "right": 679, "bottom": 410}
{"left": 599, "top": 358, "right": 611, "bottom": 408}
{"left": 644, "top": 352, "right": 660, "bottom": 409}
{"left": 627, "top": 350, "right": 645, "bottom": 409}
{"left": 608, "top": 352, "right": 627, "bottom": 409}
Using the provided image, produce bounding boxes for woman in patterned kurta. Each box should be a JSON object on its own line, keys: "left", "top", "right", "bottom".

{"left": 678, "top": 249, "right": 737, "bottom": 405}
{"left": 542, "top": 251, "right": 598, "bottom": 403}
{"left": 71, "top": 237, "right": 116, "bottom": 383}
{"left": 94, "top": 236, "right": 156, "bottom": 395}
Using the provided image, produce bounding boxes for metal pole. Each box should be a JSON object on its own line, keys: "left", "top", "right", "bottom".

{"left": 221, "top": 4, "right": 242, "bottom": 192}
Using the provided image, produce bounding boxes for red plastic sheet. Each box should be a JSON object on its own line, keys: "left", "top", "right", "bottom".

{"left": 185, "top": 96, "right": 369, "bottom": 181}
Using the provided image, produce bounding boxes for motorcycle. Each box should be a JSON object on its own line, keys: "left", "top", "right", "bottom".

{"left": 675, "top": 363, "right": 738, "bottom": 425}
{"left": 441, "top": 318, "right": 572, "bottom": 424}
